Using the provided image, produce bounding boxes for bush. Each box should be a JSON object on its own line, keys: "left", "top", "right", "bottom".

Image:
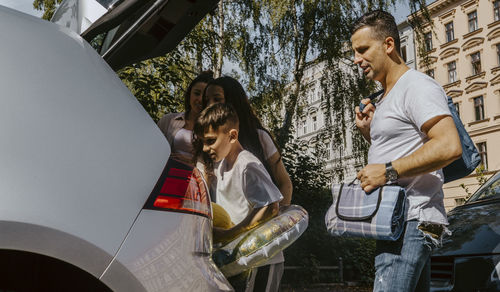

{"left": 281, "top": 140, "right": 375, "bottom": 286}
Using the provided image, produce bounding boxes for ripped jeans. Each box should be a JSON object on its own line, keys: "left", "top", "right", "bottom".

{"left": 373, "top": 220, "right": 441, "bottom": 292}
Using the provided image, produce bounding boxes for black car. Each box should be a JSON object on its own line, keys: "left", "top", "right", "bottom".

{"left": 431, "top": 171, "right": 500, "bottom": 291}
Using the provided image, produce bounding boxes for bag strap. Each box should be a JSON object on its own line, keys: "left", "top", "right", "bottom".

{"left": 335, "top": 183, "right": 383, "bottom": 221}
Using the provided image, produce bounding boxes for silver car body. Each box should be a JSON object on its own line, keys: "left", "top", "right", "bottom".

{"left": 0, "top": 4, "right": 231, "bottom": 291}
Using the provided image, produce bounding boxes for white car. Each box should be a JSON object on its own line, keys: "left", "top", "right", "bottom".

{"left": 0, "top": 0, "right": 232, "bottom": 291}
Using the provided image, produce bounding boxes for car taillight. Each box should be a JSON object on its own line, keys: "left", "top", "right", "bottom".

{"left": 144, "top": 158, "right": 211, "bottom": 218}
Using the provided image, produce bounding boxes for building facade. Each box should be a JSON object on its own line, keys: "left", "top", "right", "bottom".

{"left": 398, "top": 20, "right": 418, "bottom": 70}
{"left": 292, "top": 60, "right": 362, "bottom": 183}
{"left": 414, "top": 0, "right": 500, "bottom": 209}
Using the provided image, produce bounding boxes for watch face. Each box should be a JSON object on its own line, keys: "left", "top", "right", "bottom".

{"left": 388, "top": 170, "right": 398, "bottom": 181}
{"left": 385, "top": 163, "right": 398, "bottom": 182}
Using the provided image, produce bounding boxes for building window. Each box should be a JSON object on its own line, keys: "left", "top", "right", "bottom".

{"left": 401, "top": 45, "right": 407, "bottom": 62}
{"left": 471, "top": 52, "right": 481, "bottom": 75}
{"left": 468, "top": 11, "right": 478, "bottom": 32}
{"left": 476, "top": 142, "right": 488, "bottom": 170}
{"left": 302, "top": 120, "right": 307, "bottom": 135}
{"left": 454, "top": 102, "right": 460, "bottom": 118}
{"left": 312, "top": 116, "right": 317, "bottom": 131}
{"left": 426, "top": 69, "right": 435, "bottom": 79}
{"left": 447, "top": 61, "right": 457, "bottom": 83}
{"left": 424, "top": 32, "right": 433, "bottom": 51}
{"left": 445, "top": 22, "right": 454, "bottom": 42}
{"left": 474, "top": 96, "right": 485, "bottom": 121}
{"left": 495, "top": 0, "right": 500, "bottom": 21}
{"left": 497, "top": 44, "right": 500, "bottom": 65}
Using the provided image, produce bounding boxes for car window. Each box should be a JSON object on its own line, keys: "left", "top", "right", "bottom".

{"left": 468, "top": 172, "right": 500, "bottom": 202}
{"left": 89, "top": 27, "right": 120, "bottom": 54}
{"left": 97, "top": 0, "right": 120, "bottom": 9}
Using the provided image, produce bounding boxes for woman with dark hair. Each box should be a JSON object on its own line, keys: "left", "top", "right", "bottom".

{"left": 198, "top": 76, "right": 292, "bottom": 292}
{"left": 157, "top": 71, "right": 214, "bottom": 163}
{"left": 202, "top": 76, "right": 293, "bottom": 205}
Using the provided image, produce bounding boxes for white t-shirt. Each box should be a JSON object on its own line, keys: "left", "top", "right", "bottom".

{"left": 257, "top": 129, "right": 278, "bottom": 160}
{"left": 215, "top": 150, "right": 284, "bottom": 265}
{"left": 216, "top": 150, "right": 283, "bottom": 225}
{"left": 368, "top": 69, "right": 450, "bottom": 225}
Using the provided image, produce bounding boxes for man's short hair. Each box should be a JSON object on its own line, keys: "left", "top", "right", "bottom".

{"left": 352, "top": 10, "right": 401, "bottom": 55}
{"left": 194, "top": 103, "right": 239, "bottom": 137}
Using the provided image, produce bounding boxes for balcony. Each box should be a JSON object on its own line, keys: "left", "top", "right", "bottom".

{"left": 468, "top": 118, "right": 490, "bottom": 126}
{"left": 440, "top": 38, "right": 458, "bottom": 49}
{"left": 487, "top": 19, "right": 500, "bottom": 29}
{"left": 465, "top": 71, "right": 485, "bottom": 83}
{"left": 463, "top": 28, "right": 483, "bottom": 40}
{"left": 442, "top": 80, "right": 461, "bottom": 90}
{"left": 491, "top": 66, "right": 500, "bottom": 74}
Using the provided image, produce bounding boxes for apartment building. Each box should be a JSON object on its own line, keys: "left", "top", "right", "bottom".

{"left": 292, "top": 59, "right": 362, "bottom": 183}
{"left": 414, "top": 0, "right": 500, "bottom": 209}
{"left": 398, "top": 19, "right": 418, "bottom": 70}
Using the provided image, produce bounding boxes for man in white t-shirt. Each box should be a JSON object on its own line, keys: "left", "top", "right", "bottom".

{"left": 194, "top": 103, "right": 283, "bottom": 291}
{"left": 351, "top": 10, "right": 462, "bottom": 292}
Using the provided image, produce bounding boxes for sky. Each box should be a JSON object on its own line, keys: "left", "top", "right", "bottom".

{"left": 392, "top": 1, "right": 411, "bottom": 24}
{"left": 0, "top": 0, "right": 42, "bottom": 17}
{"left": 2, "top": 0, "right": 412, "bottom": 22}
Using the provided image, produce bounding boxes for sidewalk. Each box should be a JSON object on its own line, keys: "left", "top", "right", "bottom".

{"left": 281, "top": 283, "right": 372, "bottom": 292}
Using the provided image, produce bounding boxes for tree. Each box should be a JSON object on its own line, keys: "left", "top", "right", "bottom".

{"left": 280, "top": 138, "right": 377, "bottom": 285}
{"left": 33, "top": 0, "right": 63, "bottom": 20}
{"left": 117, "top": 50, "right": 192, "bottom": 122}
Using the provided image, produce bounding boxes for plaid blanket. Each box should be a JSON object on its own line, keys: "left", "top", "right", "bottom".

{"left": 325, "top": 183, "right": 406, "bottom": 241}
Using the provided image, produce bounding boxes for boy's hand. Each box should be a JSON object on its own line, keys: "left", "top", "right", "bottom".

{"left": 213, "top": 227, "right": 235, "bottom": 245}
{"left": 213, "top": 203, "right": 280, "bottom": 245}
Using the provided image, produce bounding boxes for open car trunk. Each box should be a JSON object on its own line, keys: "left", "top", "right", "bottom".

{"left": 52, "top": 0, "right": 218, "bottom": 70}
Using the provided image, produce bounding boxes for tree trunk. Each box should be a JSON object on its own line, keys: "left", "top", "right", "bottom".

{"left": 214, "top": 0, "right": 225, "bottom": 78}
{"left": 277, "top": 4, "right": 312, "bottom": 148}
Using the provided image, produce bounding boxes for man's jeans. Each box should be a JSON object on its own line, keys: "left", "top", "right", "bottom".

{"left": 373, "top": 220, "right": 437, "bottom": 292}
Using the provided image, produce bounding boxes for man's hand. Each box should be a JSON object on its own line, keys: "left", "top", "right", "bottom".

{"left": 357, "top": 163, "right": 386, "bottom": 193}
{"left": 355, "top": 98, "right": 375, "bottom": 143}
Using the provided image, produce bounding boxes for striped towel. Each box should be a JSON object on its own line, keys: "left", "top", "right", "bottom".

{"left": 325, "top": 183, "right": 406, "bottom": 241}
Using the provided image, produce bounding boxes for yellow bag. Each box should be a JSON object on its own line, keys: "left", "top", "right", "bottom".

{"left": 212, "top": 202, "right": 233, "bottom": 229}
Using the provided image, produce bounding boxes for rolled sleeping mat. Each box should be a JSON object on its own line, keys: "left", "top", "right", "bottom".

{"left": 212, "top": 204, "right": 308, "bottom": 278}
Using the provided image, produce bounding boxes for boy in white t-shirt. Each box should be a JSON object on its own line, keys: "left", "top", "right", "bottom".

{"left": 194, "top": 103, "right": 283, "bottom": 244}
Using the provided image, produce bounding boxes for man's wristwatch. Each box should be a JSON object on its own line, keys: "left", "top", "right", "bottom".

{"left": 385, "top": 162, "right": 399, "bottom": 184}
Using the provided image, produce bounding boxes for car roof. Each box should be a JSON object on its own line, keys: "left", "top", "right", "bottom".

{"left": 53, "top": 0, "right": 219, "bottom": 70}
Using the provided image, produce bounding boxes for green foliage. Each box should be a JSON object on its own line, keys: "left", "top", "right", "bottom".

{"left": 407, "top": 1, "right": 434, "bottom": 70}
{"left": 117, "top": 49, "right": 194, "bottom": 122}
{"left": 460, "top": 164, "right": 489, "bottom": 199}
{"left": 33, "top": 0, "right": 63, "bottom": 20}
{"left": 281, "top": 139, "right": 376, "bottom": 285}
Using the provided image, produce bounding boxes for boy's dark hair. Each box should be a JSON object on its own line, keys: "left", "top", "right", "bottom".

{"left": 202, "top": 76, "right": 280, "bottom": 168}
{"left": 194, "top": 103, "right": 239, "bottom": 136}
{"left": 352, "top": 10, "right": 401, "bottom": 55}
{"left": 192, "top": 103, "right": 239, "bottom": 175}
{"left": 183, "top": 70, "right": 214, "bottom": 115}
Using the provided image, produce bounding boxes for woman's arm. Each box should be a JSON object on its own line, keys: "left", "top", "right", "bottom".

{"left": 267, "top": 152, "right": 293, "bottom": 206}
